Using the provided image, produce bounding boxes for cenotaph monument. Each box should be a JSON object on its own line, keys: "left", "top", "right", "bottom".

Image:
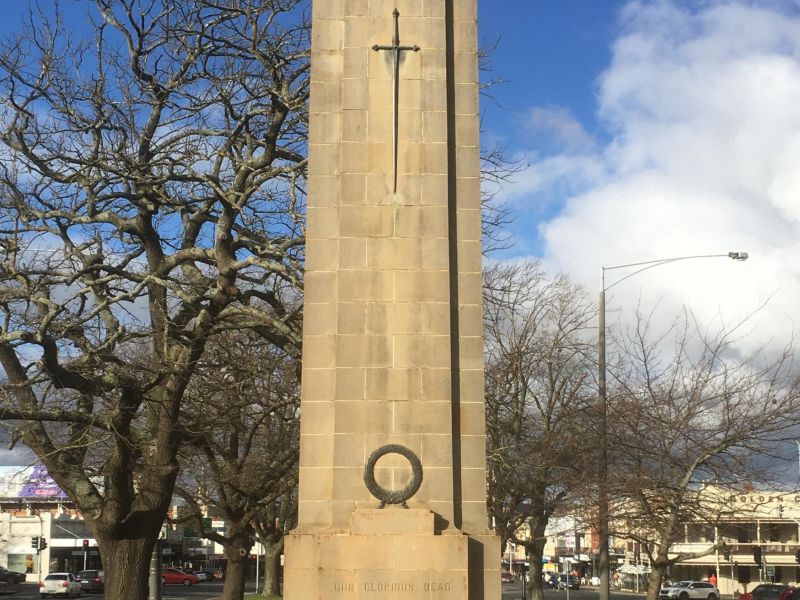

{"left": 283, "top": 1, "right": 500, "bottom": 597}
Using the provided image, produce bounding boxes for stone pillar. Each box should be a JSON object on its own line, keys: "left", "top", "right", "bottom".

{"left": 284, "top": 1, "right": 499, "bottom": 598}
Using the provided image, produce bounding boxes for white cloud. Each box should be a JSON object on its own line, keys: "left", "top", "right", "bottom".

{"left": 526, "top": 105, "right": 598, "bottom": 152}
{"left": 512, "top": 0, "right": 800, "bottom": 355}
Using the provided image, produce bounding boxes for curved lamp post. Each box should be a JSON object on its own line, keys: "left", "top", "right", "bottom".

{"left": 597, "top": 252, "right": 749, "bottom": 600}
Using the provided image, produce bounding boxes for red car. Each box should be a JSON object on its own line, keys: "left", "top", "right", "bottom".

{"left": 161, "top": 568, "right": 199, "bottom": 586}
{"left": 740, "top": 584, "right": 795, "bottom": 600}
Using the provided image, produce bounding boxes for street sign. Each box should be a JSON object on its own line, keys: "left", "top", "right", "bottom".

{"left": 767, "top": 566, "right": 775, "bottom": 577}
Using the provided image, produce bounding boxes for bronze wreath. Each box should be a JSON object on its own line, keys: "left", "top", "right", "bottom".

{"left": 363, "top": 444, "right": 424, "bottom": 508}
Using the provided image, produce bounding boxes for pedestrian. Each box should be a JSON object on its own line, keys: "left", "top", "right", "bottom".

{"left": 710, "top": 573, "right": 718, "bottom": 587}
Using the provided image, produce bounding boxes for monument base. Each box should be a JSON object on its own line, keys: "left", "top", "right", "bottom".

{"left": 284, "top": 509, "right": 500, "bottom": 599}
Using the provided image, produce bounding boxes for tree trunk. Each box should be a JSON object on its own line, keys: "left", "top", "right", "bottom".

{"left": 98, "top": 536, "right": 156, "bottom": 600}
{"left": 221, "top": 547, "right": 249, "bottom": 600}
{"left": 647, "top": 563, "right": 667, "bottom": 600}
{"left": 261, "top": 537, "right": 284, "bottom": 597}
{"left": 526, "top": 516, "right": 549, "bottom": 600}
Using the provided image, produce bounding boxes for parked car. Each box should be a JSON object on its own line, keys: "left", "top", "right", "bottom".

{"left": 0, "top": 566, "right": 25, "bottom": 584}
{"left": 194, "top": 570, "right": 214, "bottom": 581}
{"left": 40, "top": 572, "right": 82, "bottom": 598}
{"left": 74, "top": 570, "right": 104, "bottom": 593}
{"left": 0, "top": 566, "right": 23, "bottom": 595}
{"left": 161, "top": 568, "right": 200, "bottom": 586}
{"left": 501, "top": 571, "right": 515, "bottom": 583}
{"left": 740, "top": 584, "right": 793, "bottom": 600}
{"left": 660, "top": 580, "right": 719, "bottom": 600}
{"left": 556, "top": 574, "right": 580, "bottom": 590}
{"left": 779, "top": 588, "right": 799, "bottom": 600}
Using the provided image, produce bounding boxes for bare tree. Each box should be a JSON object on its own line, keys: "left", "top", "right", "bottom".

{"left": 483, "top": 260, "right": 596, "bottom": 600}
{"left": 176, "top": 331, "right": 299, "bottom": 600}
{"left": 254, "top": 489, "right": 297, "bottom": 598}
{"left": 0, "top": 1, "right": 308, "bottom": 598}
{"left": 607, "top": 308, "right": 800, "bottom": 600}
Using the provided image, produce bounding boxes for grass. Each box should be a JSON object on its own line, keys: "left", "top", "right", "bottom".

{"left": 243, "top": 594, "right": 281, "bottom": 600}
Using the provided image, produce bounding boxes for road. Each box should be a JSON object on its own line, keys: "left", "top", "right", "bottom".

{"left": 502, "top": 583, "right": 652, "bottom": 600}
{"left": 3, "top": 581, "right": 228, "bottom": 599}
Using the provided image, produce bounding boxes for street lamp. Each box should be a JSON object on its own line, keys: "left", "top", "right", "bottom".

{"left": 596, "top": 251, "right": 748, "bottom": 600}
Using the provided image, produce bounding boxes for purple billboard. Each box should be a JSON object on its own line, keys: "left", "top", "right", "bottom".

{"left": 0, "top": 465, "right": 67, "bottom": 499}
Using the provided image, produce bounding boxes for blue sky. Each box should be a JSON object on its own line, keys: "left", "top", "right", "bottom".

{"left": 478, "top": 0, "right": 626, "bottom": 254}
{"left": 478, "top": 0, "right": 800, "bottom": 482}
{"left": 477, "top": 1, "right": 800, "bottom": 364}
{"left": 479, "top": 0, "right": 625, "bottom": 148}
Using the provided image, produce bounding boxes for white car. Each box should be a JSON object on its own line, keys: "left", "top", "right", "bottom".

{"left": 660, "top": 581, "right": 719, "bottom": 600}
{"left": 40, "top": 572, "right": 82, "bottom": 598}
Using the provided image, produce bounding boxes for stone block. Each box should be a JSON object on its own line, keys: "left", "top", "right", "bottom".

{"left": 308, "top": 175, "right": 340, "bottom": 207}
{"left": 302, "top": 334, "right": 337, "bottom": 368}
{"left": 335, "top": 367, "right": 367, "bottom": 400}
{"left": 420, "top": 368, "right": 451, "bottom": 401}
{"left": 311, "top": 50, "right": 344, "bottom": 82}
{"left": 395, "top": 271, "right": 450, "bottom": 302}
{"left": 343, "top": 78, "right": 369, "bottom": 110}
{"left": 340, "top": 205, "right": 394, "bottom": 236}
{"left": 310, "top": 111, "right": 343, "bottom": 144}
{"left": 456, "top": 146, "right": 480, "bottom": 179}
{"left": 301, "top": 369, "right": 336, "bottom": 402}
{"left": 299, "top": 434, "right": 334, "bottom": 468}
{"left": 337, "top": 302, "right": 367, "bottom": 334}
{"left": 308, "top": 143, "right": 341, "bottom": 177}
{"left": 422, "top": 48, "right": 447, "bottom": 80}
{"left": 340, "top": 238, "right": 368, "bottom": 269}
{"left": 304, "top": 302, "right": 338, "bottom": 335}
{"left": 458, "top": 335, "right": 484, "bottom": 370}
{"left": 394, "top": 400, "right": 452, "bottom": 433}
{"left": 367, "top": 238, "right": 421, "bottom": 269}
{"left": 310, "top": 81, "right": 342, "bottom": 114}
{"left": 423, "top": 110, "right": 448, "bottom": 143}
{"left": 335, "top": 335, "right": 393, "bottom": 368}
{"left": 341, "top": 173, "right": 368, "bottom": 205}
{"left": 421, "top": 238, "right": 450, "bottom": 270}
{"left": 300, "top": 466, "right": 334, "bottom": 501}
{"left": 342, "top": 140, "right": 371, "bottom": 172}
{"left": 366, "top": 367, "right": 421, "bottom": 401}
{"left": 342, "top": 110, "right": 367, "bottom": 142}
{"left": 420, "top": 206, "right": 449, "bottom": 238}
{"left": 351, "top": 508, "right": 434, "bottom": 535}
{"left": 298, "top": 400, "right": 334, "bottom": 435}
{"left": 421, "top": 174, "right": 449, "bottom": 206}
{"left": 460, "top": 402, "right": 486, "bottom": 435}
{"left": 313, "top": 19, "right": 345, "bottom": 51}
{"left": 339, "top": 270, "right": 395, "bottom": 301}
{"left": 394, "top": 334, "right": 451, "bottom": 368}
{"left": 334, "top": 433, "right": 367, "bottom": 467}
{"left": 424, "top": 142, "right": 449, "bottom": 175}
{"left": 345, "top": 0, "right": 369, "bottom": 16}
{"left": 306, "top": 239, "right": 339, "bottom": 271}
{"left": 334, "top": 400, "right": 392, "bottom": 434}
{"left": 454, "top": 83, "right": 479, "bottom": 116}
{"left": 419, "top": 303, "right": 450, "bottom": 335}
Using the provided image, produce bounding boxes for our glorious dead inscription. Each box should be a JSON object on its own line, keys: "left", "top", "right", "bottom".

{"left": 283, "top": 1, "right": 500, "bottom": 598}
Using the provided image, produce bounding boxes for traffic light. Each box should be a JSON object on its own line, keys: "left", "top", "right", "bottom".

{"left": 39, "top": 538, "right": 47, "bottom": 551}
{"left": 795, "top": 550, "right": 800, "bottom": 564}
{"left": 723, "top": 548, "right": 731, "bottom": 561}
{"left": 753, "top": 546, "right": 762, "bottom": 566}
{"left": 30, "top": 536, "right": 40, "bottom": 549}
{"left": 82, "top": 539, "right": 89, "bottom": 550}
